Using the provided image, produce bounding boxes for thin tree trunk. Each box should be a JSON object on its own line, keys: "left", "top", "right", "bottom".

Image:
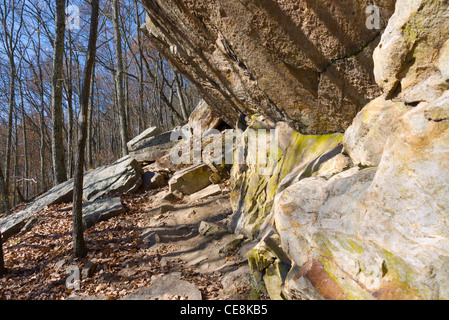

{"left": 112, "top": 0, "right": 128, "bottom": 157}
{"left": 0, "top": 230, "right": 5, "bottom": 277}
{"left": 4, "top": 58, "right": 15, "bottom": 213}
{"left": 66, "top": 26, "right": 74, "bottom": 179}
{"left": 0, "top": 163, "right": 8, "bottom": 215}
{"left": 19, "top": 81, "right": 28, "bottom": 200}
{"left": 133, "top": 0, "right": 146, "bottom": 132}
{"left": 72, "top": 0, "right": 100, "bottom": 258}
{"left": 175, "top": 73, "right": 189, "bottom": 122}
{"left": 51, "top": 0, "right": 68, "bottom": 185}
{"left": 87, "top": 63, "right": 95, "bottom": 169}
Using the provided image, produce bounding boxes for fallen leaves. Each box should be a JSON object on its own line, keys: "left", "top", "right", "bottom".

{"left": 0, "top": 191, "right": 234, "bottom": 300}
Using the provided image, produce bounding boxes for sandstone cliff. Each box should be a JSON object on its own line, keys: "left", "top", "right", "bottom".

{"left": 142, "top": 0, "right": 396, "bottom": 134}
{"left": 142, "top": 0, "right": 449, "bottom": 300}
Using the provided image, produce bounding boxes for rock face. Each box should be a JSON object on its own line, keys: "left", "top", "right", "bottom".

{"left": 259, "top": 0, "right": 449, "bottom": 300}
{"left": 230, "top": 122, "right": 343, "bottom": 238}
{"left": 127, "top": 127, "right": 162, "bottom": 152}
{"left": 343, "top": 96, "right": 408, "bottom": 167}
{"left": 373, "top": 0, "right": 449, "bottom": 102}
{"left": 139, "top": 0, "right": 449, "bottom": 300}
{"left": 142, "top": 0, "right": 396, "bottom": 134}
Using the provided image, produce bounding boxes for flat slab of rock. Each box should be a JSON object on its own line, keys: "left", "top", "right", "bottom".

{"left": 82, "top": 197, "right": 125, "bottom": 230}
{"left": 188, "top": 184, "right": 222, "bottom": 203}
{"left": 0, "top": 180, "right": 74, "bottom": 240}
{"left": 127, "top": 127, "right": 162, "bottom": 152}
{"left": 129, "top": 131, "right": 177, "bottom": 163}
{"left": 122, "top": 273, "right": 202, "bottom": 300}
{"left": 83, "top": 155, "right": 143, "bottom": 201}
{"left": 169, "top": 164, "right": 213, "bottom": 195}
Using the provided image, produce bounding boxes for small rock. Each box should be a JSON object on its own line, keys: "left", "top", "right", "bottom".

{"left": 198, "top": 221, "right": 227, "bottom": 237}
{"left": 187, "top": 210, "right": 196, "bottom": 218}
{"left": 221, "top": 264, "right": 252, "bottom": 293}
{"left": 81, "top": 261, "right": 97, "bottom": 280}
{"left": 159, "top": 202, "right": 175, "bottom": 214}
{"left": 189, "top": 184, "right": 222, "bottom": 203}
{"left": 142, "top": 171, "right": 167, "bottom": 190}
{"left": 162, "top": 190, "right": 183, "bottom": 202}
{"left": 219, "top": 235, "right": 245, "bottom": 256}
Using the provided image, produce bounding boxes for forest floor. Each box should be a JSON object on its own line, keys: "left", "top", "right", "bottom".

{"left": 0, "top": 186, "right": 254, "bottom": 300}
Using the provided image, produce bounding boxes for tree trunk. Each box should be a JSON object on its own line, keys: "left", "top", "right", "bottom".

{"left": 133, "top": 0, "right": 146, "bottom": 132}
{"left": 175, "top": 73, "right": 189, "bottom": 122}
{"left": 0, "top": 231, "right": 5, "bottom": 277}
{"left": 19, "top": 80, "right": 28, "bottom": 200}
{"left": 4, "top": 57, "right": 15, "bottom": 213}
{"left": 66, "top": 27, "right": 74, "bottom": 179}
{"left": 0, "top": 163, "right": 8, "bottom": 215}
{"left": 112, "top": 0, "right": 128, "bottom": 157}
{"left": 87, "top": 63, "right": 95, "bottom": 169}
{"left": 72, "top": 0, "right": 100, "bottom": 258}
{"left": 51, "top": 0, "right": 68, "bottom": 186}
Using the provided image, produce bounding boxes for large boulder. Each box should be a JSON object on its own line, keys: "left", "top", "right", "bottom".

{"left": 274, "top": 92, "right": 449, "bottom": 299}
{"left": 82, "top": 156, "right": 143, "bottom": 201}
{"left": 168, "top": 164, "right": 214, "bottom": 195}
{"left": 373, "top": 0, "right": 449, "bottom": 102}
{"left": 128, "top": 132, "right": 178, "bottom": 164}
{"left": 343, "top": 96, "right": 408, "bottom": 167}
{"left": 142, "top": 0, "right": 396, "bottom": 134}
{"left": 0, "top": 180, "right": 74, "bottom": 240}
{"left": 230, "top": 121, "right": 343, "bottom": 238}
{"left": 127, "top": 127, "right": 162, "bottom": 152}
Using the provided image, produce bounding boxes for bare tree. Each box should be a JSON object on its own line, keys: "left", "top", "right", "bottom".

{"left": 0, "top": 0, "right": 25, "bottom": 212}
{"left": 0, "top": 230, "right": 5, "bottom": 277}
{"left": 112, "top": 0, "right": 128, "bottom": 157}
{"left": 50, "top": 0, "right": 67, "bottom": 185}
{"left": 72, "top": 0, "right": 100, "bottom": 258}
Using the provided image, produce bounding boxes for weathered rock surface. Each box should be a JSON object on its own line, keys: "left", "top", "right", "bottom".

{"left": 129, "top": 132, "right": 177, "bottom": 164}
{"left": 343, "top": 96, "right": 408, "bottom": 167}
{"left": 230, "top": 122, "right": 343, "bottom": 238}
{"left": 127, "top": 126, "right": 162, "bottom": 152}
{"left": 188, "top": 184, "right": 222, "bottom": 203}
{"left": 169, "top": 164, "right": 213, "bottom": 195}
{"left": 373, "top": 0, "right": 449, "bottom": 101}
{"left": 188, "top": 99, "right": 222, "bottom": 132}
{"left": 0, "top": 180, "right": 74, "bottom": 240}
{"left": 142, "top": 0, "right": 396, "bottom": 134}
{"left": 83, "top": 156, "right": 143, "bottom": 201}
{"left": 82, "top": 197, "right": 125, "bottom": 230}
{"left": 254, "top": 1, "right": 449, "bottom": 300}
